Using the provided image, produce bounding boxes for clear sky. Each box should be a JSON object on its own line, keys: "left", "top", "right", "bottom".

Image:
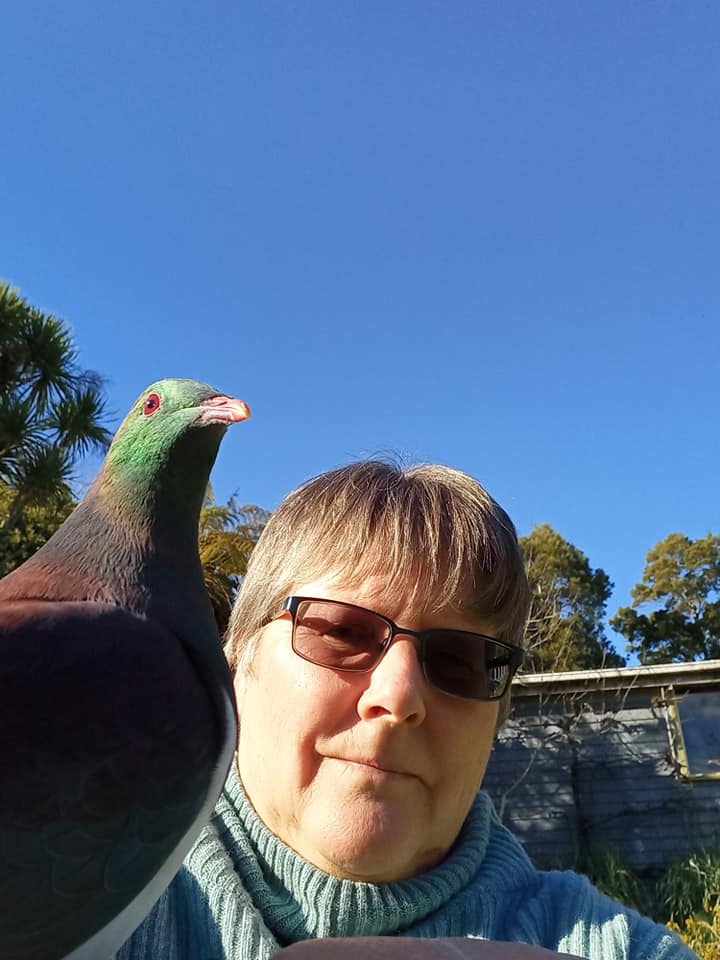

{"left": 2, "top": 1, "right": 718, "bottom": 660}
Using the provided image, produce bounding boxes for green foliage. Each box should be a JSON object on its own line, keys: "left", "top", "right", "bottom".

{"left": 520, "top": 524, "right": 624, "bottom": 672}
{"left": 199, "top": 493, "right": 270, "bottom": 635}
{"left": 668, "top": 902, "right": 720, "bottom": 960}
{"left": 658, "top": 850, "right": 720, "bottom": 922}
{"left": 0, "top": 281, "right": 111, "bottom": 535}
{"left": 611, "top": 532, "right": 720, "bottom": 664}
{"left": 663, "top": 849, "right": 720, "bottom": 959}
{"left": 0, "top": 482, "right": 76, "bottom": 576}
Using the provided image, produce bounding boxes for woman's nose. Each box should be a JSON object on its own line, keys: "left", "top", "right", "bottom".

{"left": 356, "top": 635, "right": 428, "bottom": 726}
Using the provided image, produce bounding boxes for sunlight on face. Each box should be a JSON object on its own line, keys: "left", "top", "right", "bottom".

{"left": 235, "top": 575, "right": 499, "bottom": 882}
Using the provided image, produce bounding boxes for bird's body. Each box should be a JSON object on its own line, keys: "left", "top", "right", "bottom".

{"left": 0, "top": 379, "right": 250, "bottom": 960}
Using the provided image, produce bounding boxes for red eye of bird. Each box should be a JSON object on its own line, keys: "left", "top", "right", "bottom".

{"left": 143, "top": 393, "right": 161, "bottom": 416}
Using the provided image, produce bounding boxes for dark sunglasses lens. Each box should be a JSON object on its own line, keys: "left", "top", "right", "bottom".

{"left": 293, "top": 601, "right": 388, "bottom": 670}
{"left": 423, "top": 632, "right": 513, "bottom": 700}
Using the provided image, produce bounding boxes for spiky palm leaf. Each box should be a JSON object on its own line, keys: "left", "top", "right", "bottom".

{"left": 198, "top": 492, "right": 270, "bottom": 634}
{"left": 0, "top": 396, "right": 44, "bottom": 469}
{"left": 0, "top": 445, "right": 75, "bottom": 534}
{"left": 0, "top": 285, "right": 30, "bottom": 388}
{"left": 46, "top": 386, "right": 110, "bottom": 458}
{"left": 14, "top": 309, "right": 78, "bottom": 412}
{"left": 0, "top": 281, "right": 111, "bottom": 537}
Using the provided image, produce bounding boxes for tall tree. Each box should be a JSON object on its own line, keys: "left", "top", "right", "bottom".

{"left": 199, "top": 494, "right": 270, "bottom": 634}
{"left": 0, "top": 282, "right": 111, "bottom": 536}
{"left": 611, "top": 532, "right": 720, "bottom": 664}
{"left": 521, "top": 524, "right": 624, "bottom": 671}
{"left": 0, "top": 482, "right": 76, "bottom": 577}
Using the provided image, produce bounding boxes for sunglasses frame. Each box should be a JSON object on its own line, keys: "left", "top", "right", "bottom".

{"left": 282, "top": 595, "right": 524, "bottom": 702}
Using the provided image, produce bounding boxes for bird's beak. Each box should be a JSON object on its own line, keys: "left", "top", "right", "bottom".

{"left": 197, "top": 395, "right": 251, "bottom": 425}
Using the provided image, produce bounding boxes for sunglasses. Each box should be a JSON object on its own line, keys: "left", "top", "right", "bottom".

{"left": 282, "top": 596, "right": 524, "bottom": 702}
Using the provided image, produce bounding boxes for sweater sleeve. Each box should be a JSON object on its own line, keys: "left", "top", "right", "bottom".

{"left": 518, "top": 870, "right": 698, "bottom": 960}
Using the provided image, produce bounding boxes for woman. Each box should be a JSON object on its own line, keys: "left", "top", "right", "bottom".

{"left": 119, "top": 461, "right": 694, "bottom": 960}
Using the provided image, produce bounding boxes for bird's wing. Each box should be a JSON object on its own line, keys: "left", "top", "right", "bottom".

{"left": 0, "top": 599, "right": 232, "bottom": 960}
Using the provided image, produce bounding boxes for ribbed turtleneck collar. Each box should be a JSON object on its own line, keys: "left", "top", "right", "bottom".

{"left": 209, "top": 762, "right": 498, "bottom": 944}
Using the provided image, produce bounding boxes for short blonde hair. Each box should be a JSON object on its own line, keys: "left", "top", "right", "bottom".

{"left": 226, "top": 460, "right": 528, "bottom": 708}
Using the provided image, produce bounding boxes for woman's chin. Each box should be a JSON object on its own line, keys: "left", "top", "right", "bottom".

{"left": 296, "top": 814, "right": 446, "bottom": 883}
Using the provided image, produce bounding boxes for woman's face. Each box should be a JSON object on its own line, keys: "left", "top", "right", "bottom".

{"left": 235, "top": 573, "right": 500, "bottom": 883}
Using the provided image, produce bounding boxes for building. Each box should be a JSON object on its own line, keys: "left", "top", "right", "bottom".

{"left": 482, "top": 660, "right": 720, "bottom": 872}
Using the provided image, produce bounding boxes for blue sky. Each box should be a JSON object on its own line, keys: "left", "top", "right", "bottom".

{"left": 2, "top": 2, "right": 718, "bottom": 659}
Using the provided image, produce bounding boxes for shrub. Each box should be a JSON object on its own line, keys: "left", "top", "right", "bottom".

{"left": 658, "top": 851, "right": 720, "bottom": 922}
{"left": 667, "top": 898, "right": 720, "bottom": 960}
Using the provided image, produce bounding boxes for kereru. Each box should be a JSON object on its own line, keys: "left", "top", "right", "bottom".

{"left": 0, "top": 378, "right": 250, "bottom": 960}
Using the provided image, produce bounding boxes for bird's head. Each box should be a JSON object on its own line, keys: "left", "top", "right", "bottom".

{"left": 0, "top": 378, "right": 251, "bottom": 608}
{"left": 105, "top": 378, "right": 251, "bottom": 472}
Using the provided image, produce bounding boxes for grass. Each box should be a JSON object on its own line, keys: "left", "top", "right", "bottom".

{"left": 657, "top": 850, "right": 720, "bottom": 922}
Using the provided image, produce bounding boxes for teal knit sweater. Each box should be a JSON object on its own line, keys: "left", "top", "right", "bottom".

{"left": 117, "top": 765, "right": 694, "bottom": 959}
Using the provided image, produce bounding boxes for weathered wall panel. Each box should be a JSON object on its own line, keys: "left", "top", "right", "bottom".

{"left": 482, "top": 671, "right": 720, "bottom": 872}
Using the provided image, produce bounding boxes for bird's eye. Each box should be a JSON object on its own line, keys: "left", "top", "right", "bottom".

{"left": 143, "top": 393, "right": 161, "bottom": 416}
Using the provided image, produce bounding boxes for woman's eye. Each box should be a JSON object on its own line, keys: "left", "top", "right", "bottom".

{"left": 303, "top": 618, "right": 357, "bottom": 642}
{"left": 434, "top": 653, "right": 475, "bottom": 676}
{"left": 325, "top": 625, "right": 361, "bottom": 644}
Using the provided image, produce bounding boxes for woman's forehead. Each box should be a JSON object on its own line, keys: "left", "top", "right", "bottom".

{"left": 291, "top": 573, "right": 398, "bottom": 606}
